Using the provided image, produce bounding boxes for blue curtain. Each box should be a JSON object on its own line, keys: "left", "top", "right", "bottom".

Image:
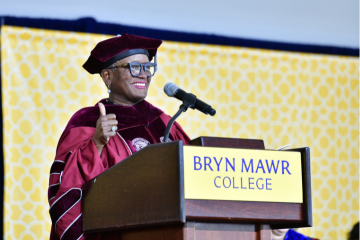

{"left": 1, "top": 16, "right": 358, "bottom": 56}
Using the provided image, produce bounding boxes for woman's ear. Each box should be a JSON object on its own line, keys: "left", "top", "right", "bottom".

{"left": 100, "top": 69, "right": 111, "bottom": 87}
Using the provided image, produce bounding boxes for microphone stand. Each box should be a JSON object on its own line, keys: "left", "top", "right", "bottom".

{"left": 163, "top": 93, "right": 197, "bottom": 143}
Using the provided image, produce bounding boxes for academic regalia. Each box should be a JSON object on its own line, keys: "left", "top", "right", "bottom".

{"left": 48, "top": 99, "right": 191, "bottom": 240}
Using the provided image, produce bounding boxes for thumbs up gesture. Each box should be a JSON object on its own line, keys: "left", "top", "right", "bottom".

{"left": 92, "top": 102, "right": 118, "bottom": 155}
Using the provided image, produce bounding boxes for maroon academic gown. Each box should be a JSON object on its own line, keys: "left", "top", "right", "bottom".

{"left": 48, "top": 99, "right": 191, "bottom": 240}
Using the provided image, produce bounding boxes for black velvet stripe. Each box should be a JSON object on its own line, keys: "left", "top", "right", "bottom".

{"left": 61, "top": 215, "right": 82, "bottom": 240}
{"left": 50, "top": 161, "right": 65, "bottom": 174}
{"left": 101, "top": 49, "right": 149, "bottom": 70}
{"left": 48, "top": 184, "right": 60, "bottom": 200}
{"left": 50, "top": 189, "right": 81, "bottom": 225}
{"left": 1, "top": 16, "right": 358, "bottom": 56}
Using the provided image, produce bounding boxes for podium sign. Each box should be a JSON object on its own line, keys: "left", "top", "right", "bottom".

{"left": 183, "top": 146, "right": 303, "bottom": 203}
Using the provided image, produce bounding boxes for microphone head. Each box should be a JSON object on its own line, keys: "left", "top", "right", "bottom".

{"left": 164, "top": 83, "right": 179, "bottom": 97}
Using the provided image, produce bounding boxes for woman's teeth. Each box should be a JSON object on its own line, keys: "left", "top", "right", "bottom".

{"left": 133, "top": 83, "right": 145, "bottom": 86}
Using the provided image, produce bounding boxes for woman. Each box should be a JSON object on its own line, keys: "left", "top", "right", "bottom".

{"left": 48, "top": 33, "right": 190, "bottom": 240}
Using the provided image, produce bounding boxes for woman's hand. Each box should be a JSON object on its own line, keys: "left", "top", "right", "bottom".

{"left": 92, "top": 102, "right": 118, "bottom": 155}
{"left": 271, "top": 229, "right": 289, "bottom": 240}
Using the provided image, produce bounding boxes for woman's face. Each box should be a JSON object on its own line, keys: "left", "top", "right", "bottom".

{"left": 106, "top": 54, "right": 151, "bottom": 105}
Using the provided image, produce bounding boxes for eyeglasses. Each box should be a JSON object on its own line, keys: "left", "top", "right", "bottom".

{"left": 109, "top": 62, "right": 157, "bottom": 77}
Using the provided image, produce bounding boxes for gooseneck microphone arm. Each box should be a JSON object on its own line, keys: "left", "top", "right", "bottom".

{"left": 163, "top": 105, "right": 186, "bottom": 143}
{"left": 163, "top": 91, "right": 197, "bottom": 143}
{"left": 163, "top": 82, "right": 216, "bottom": 143}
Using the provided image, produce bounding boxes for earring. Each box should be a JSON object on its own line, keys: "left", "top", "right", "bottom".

{"left": 107, "top": 83, "right": 111, "bottom": 93}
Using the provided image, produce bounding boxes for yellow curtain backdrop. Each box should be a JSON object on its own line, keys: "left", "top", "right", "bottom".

{"left": 1, "top": 25, "right": 358, "bottom": 240}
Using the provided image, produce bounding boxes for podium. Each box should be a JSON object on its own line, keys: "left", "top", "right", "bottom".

{"left": 82, "top": 137, "right": 312, "bottom": 240}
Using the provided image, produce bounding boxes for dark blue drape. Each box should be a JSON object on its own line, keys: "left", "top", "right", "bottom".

{"left": 1, "top": 16, "right": 358, "bottom": 56}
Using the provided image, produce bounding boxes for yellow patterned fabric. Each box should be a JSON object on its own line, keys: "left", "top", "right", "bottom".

{"left": 1, "top": 25, "right": 358, "bottom": 240}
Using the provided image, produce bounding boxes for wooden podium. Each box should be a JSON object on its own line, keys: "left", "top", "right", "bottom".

{"left": 82, "top": 137, "right": 312, "bottom": 240}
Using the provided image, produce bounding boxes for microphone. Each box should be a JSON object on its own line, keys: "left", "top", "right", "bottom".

{"left": 164, "top": 83, "right": 216, "bottom": 116}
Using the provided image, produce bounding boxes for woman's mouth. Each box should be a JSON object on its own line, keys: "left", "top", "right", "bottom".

{"left": 132, "top": 82, "right": 146, "bottom": 89}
